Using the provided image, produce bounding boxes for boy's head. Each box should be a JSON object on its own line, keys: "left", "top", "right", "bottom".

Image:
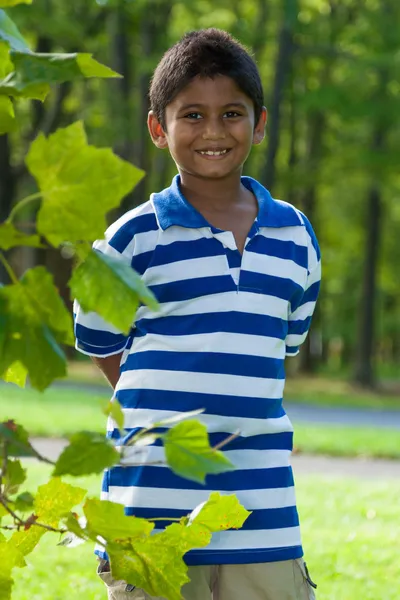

{"left": 148, "top": 28, "right": 266, "bottom": 181}
{"left": 149, "top": 28, "right": 264, "bottom": 132}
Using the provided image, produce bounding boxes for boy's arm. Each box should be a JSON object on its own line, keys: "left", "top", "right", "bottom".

{"left": 91, "top": 353, "right": 124, "bottom": 389}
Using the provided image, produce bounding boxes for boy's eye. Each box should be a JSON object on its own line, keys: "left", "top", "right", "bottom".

{"left": 224, "top": 111, "right": 241, "bottom": 118}
{"left": 185, "top": 112, "right": 202, "bottom": 120}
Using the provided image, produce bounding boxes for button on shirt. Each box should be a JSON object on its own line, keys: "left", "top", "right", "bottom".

{"left": 74, "top": 175, "right": 321, "bottom": 566}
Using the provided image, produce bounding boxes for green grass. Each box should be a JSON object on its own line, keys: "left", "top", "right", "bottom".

{"left": 294, "top": 424, "right": 400, "bottom": 459}
{"left": 1, "top": 383, "right": 400, "bottom": 458}
{"left": 0, "top": 384, "right": 108, "bottom": 437}
{"left": 8, "top": 463, "right": 400, "bottom": 600}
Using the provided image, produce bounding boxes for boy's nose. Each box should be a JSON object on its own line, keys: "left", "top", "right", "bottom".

{"left": 202, "top": 118, "right": 227, "bottom": 140}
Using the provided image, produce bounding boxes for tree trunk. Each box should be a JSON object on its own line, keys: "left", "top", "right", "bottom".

{"left": 260, "top": 0, "right": 297, "bottom": 191}
{"left": 353, "top": 182, "right": 382, "bottom": 387}
{"left": 0, "top": 135, "right": 17, "bottom": 283}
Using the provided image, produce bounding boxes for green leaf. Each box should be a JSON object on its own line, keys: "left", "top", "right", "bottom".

{"left": 58, "top": 512, "right": 87, "bottom": 547}
{"left": 103, "top": 399, "right": 125, "bottom": 431}
{"left": 83, "top": 498, "right": 154, "bottom": 543}
{"left": 0, "top": 540, "right": 23, "bottom": 600}
{"left": 0, "top": 421, "right": 35, "bottom": 457}
{"left": 0, "top": 51, "right": 120, "bottom": 101}
{"left": 0, "top": 1, "right": 32, "bottom": 6}
{"left": 20, "top": 267, "right": 74, "bottom": 346}
{"left": 0, "top": 267, "right": 73, "bottom": 390}
{"left": 163, "top": 421, "right": 235, "bottom": 484}
{"left": 3, "top": 458, "right": 26, "bottom": 494}
{"left": 0, "top": 95, "right": 14, "bottom": 133}
{"left": 109, "top": 524, "right": 196, "bottom": 600}
{"left": 53, "top": 431, "right": 120, "bottom": 477}
{"left": 70, "top": 249, "right": 158, "bottom": 335}
{"left": 0, "top": 10, "right": 29, "bottom": 52}
{"left": 14, "top": 491, "right": 34, "bottom": 512}
{"left": 9, "top": 527, "right": 44, "bottom": 560}
{"left": 109, "top": 494, "right": 250, "bottom": 600}
{"left": 188, "top": 492, "right": 251, "bottom": 532}
{"left": 35, "top": 478, "right": 86, "bottom": 527}
{"left": 0, "top": 223, "right": 42, "bottom": 251}
{"left": 26, "top": 122, "right": 144, "bottom": 246}
{"left": 2, "top": 361, "right": 27, "bottom": 388}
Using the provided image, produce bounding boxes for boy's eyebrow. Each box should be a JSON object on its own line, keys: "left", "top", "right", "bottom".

{"left": 177, "top": 102, "right": 248, "bottom": 112}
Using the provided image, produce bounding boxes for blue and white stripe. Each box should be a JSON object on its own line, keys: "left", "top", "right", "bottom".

{"left": 74, "top": 174, "right": 321, "bottom": 565}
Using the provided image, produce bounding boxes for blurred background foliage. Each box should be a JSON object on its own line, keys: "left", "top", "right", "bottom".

{"left": 1, "top": 0, "right": 400, "bottom": 390}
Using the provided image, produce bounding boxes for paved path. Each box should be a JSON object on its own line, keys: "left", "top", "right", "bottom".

{"left": 30, "top": 438, "right": 400, "bottom": 479}
{"left": 285, "top": 401, "right": 400, "bottom": 429}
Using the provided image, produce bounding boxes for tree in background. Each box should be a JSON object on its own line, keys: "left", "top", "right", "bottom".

{"left": 2, "top": 0, "right": 400, "bottom": 389}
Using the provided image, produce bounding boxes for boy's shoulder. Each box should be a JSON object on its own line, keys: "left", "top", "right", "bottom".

{"left": 105, "top": 199, "right": 157, "bottom": 239}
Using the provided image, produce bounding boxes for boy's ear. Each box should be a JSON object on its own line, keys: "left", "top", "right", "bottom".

{"left": 148, "top": 111, "right": 168, "bottom": 149}
{"left": 253, "top": 106, "right": 267, "bottom": 145}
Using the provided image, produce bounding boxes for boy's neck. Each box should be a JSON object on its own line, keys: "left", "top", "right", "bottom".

{"left": 179, "top": 171, "right": 250, "bottom": 212}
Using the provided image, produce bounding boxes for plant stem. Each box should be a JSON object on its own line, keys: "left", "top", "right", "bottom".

{"left": 0, "top": 252, "right": 19, "bottom": 284}
{"left": 7, "top": 192, "right": 43, "bottom": 223}
{"left": 0, "top": 495, "right": 66, "bottom": 534}
{"left": 213, "top": 430, "right": 240, "bottom": 451}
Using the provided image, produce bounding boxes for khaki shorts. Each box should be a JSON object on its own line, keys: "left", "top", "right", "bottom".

{"left": 97, "top": 557, "right": 317, "bottom": 600}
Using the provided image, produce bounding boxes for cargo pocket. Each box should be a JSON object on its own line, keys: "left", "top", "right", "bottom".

{"left": 294, "top": 558, "right": 317, "bottom": 600}
{"left": 97, "top": 559, "right": 140, "bottom": 599}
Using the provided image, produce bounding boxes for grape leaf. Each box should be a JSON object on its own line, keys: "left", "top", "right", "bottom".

{"left": 34, "top": 478, "right": 86, "bottom": 527}
{"left": 0, "top": 1, "right": 32, "bottom": 6}
{"left": 20, "top": 267, "right": 74, "bottom": 346}
{"left": 53, "top": 431, "right": 120, "bottom": 477}
{"left": 0, "top": 267, "right": 74, "bottom": 389}
{"left": 83, "top": 498, "right": 154, "bottom": 543}
{"left": 2, "top": 361, "right": 27, "bottom": 388}
{"left": 14, "top": 491, "right": 34, "bottom": 513}
{"left": 109, "top": 494, "right": 250, "bottom": 600}
{"left": 58, "top": 512, "right": 87, "bottom": 547}
{"left": 0, "top": 541, "right": 23, "bottom": 600}
{"left": 0, "top": 223, "right": 42, "bottom": 251}
{"left": 188, "top": 492, "right": 251, "bottom": 532}
{"left": 0, "top": 95, "right": 14, "bottom": 133}
{"left": 0, "top": 421, "right": 35, "bottom": 457}
{"left": 9, "top": 527, "right": 44, "bottom": 560}
{"left": 0, "top": 51, "right": 121, "bottom": 101}
{"left": 103, "top": 399, "right": 125, "bottom": 431}
{"left": 0, "top": 42, "right": 14, "bottom": 132}
{"left": 0, "top": 10, "right": 29, "bottom": 52}
{"left": 163, "top": 421, "right": 235, "bottom": 484}
{"left": 70, "top": 249, "right": 158, "bottom": 334}
{"left": 109, "top": 534, "right": 190, "bottom": 600}
{"left": 26, "top": 122, "right": 144, "bottom": 246}
{"left": 3, "top": 458, "right": 26, "bottom": 494}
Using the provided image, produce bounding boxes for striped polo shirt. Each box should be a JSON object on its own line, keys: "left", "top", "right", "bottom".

{"left": 74, "top": 174, "right": 321, "bottom": 566}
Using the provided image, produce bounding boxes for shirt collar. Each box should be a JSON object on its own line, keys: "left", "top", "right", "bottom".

{"left": 152, "top": 174, "right": 303, "bottom": 230}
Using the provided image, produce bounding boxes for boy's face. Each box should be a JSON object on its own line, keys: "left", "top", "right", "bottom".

{"left": 148, "top": 75, "right": 266, "bottom": 181}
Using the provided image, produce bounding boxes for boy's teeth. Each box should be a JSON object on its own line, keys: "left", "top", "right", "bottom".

{"left": 199, "top": 149, "right": 228, "bottom": 156}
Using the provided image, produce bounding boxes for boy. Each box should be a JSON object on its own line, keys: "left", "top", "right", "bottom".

{"left": 74, "top": 28, "right": 320, "bottom": 600}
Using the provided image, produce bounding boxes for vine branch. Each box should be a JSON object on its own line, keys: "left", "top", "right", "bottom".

{"left": 7, "top": 191, "right": 43, "bottom": 223}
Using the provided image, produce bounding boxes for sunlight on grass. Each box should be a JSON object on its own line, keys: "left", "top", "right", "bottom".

{"left": 8, "top": 464, "right": 400, "bottom": 600}
{"left": 0, "top": 384, "right": 109, "bottom": 436}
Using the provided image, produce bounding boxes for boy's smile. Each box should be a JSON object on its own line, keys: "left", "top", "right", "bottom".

{"left": 148, "top": 75, "right": 266, "bottom": 182}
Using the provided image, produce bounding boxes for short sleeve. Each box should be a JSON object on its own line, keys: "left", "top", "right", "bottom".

{"left": 285, "top": 215, "right": 321, "bottom": 357}
{"left": 74, "top": 221, "right": 135, "bottom": 358}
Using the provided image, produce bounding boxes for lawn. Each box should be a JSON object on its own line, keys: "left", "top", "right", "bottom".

{"left": 284, "top": 375, "right": 400, "bottom": 410}
{"left": 1, "top": 383, "right": 400, "bottom": 458}
{"left": 7, "top": 463, "right": 400, "bottom": 600}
